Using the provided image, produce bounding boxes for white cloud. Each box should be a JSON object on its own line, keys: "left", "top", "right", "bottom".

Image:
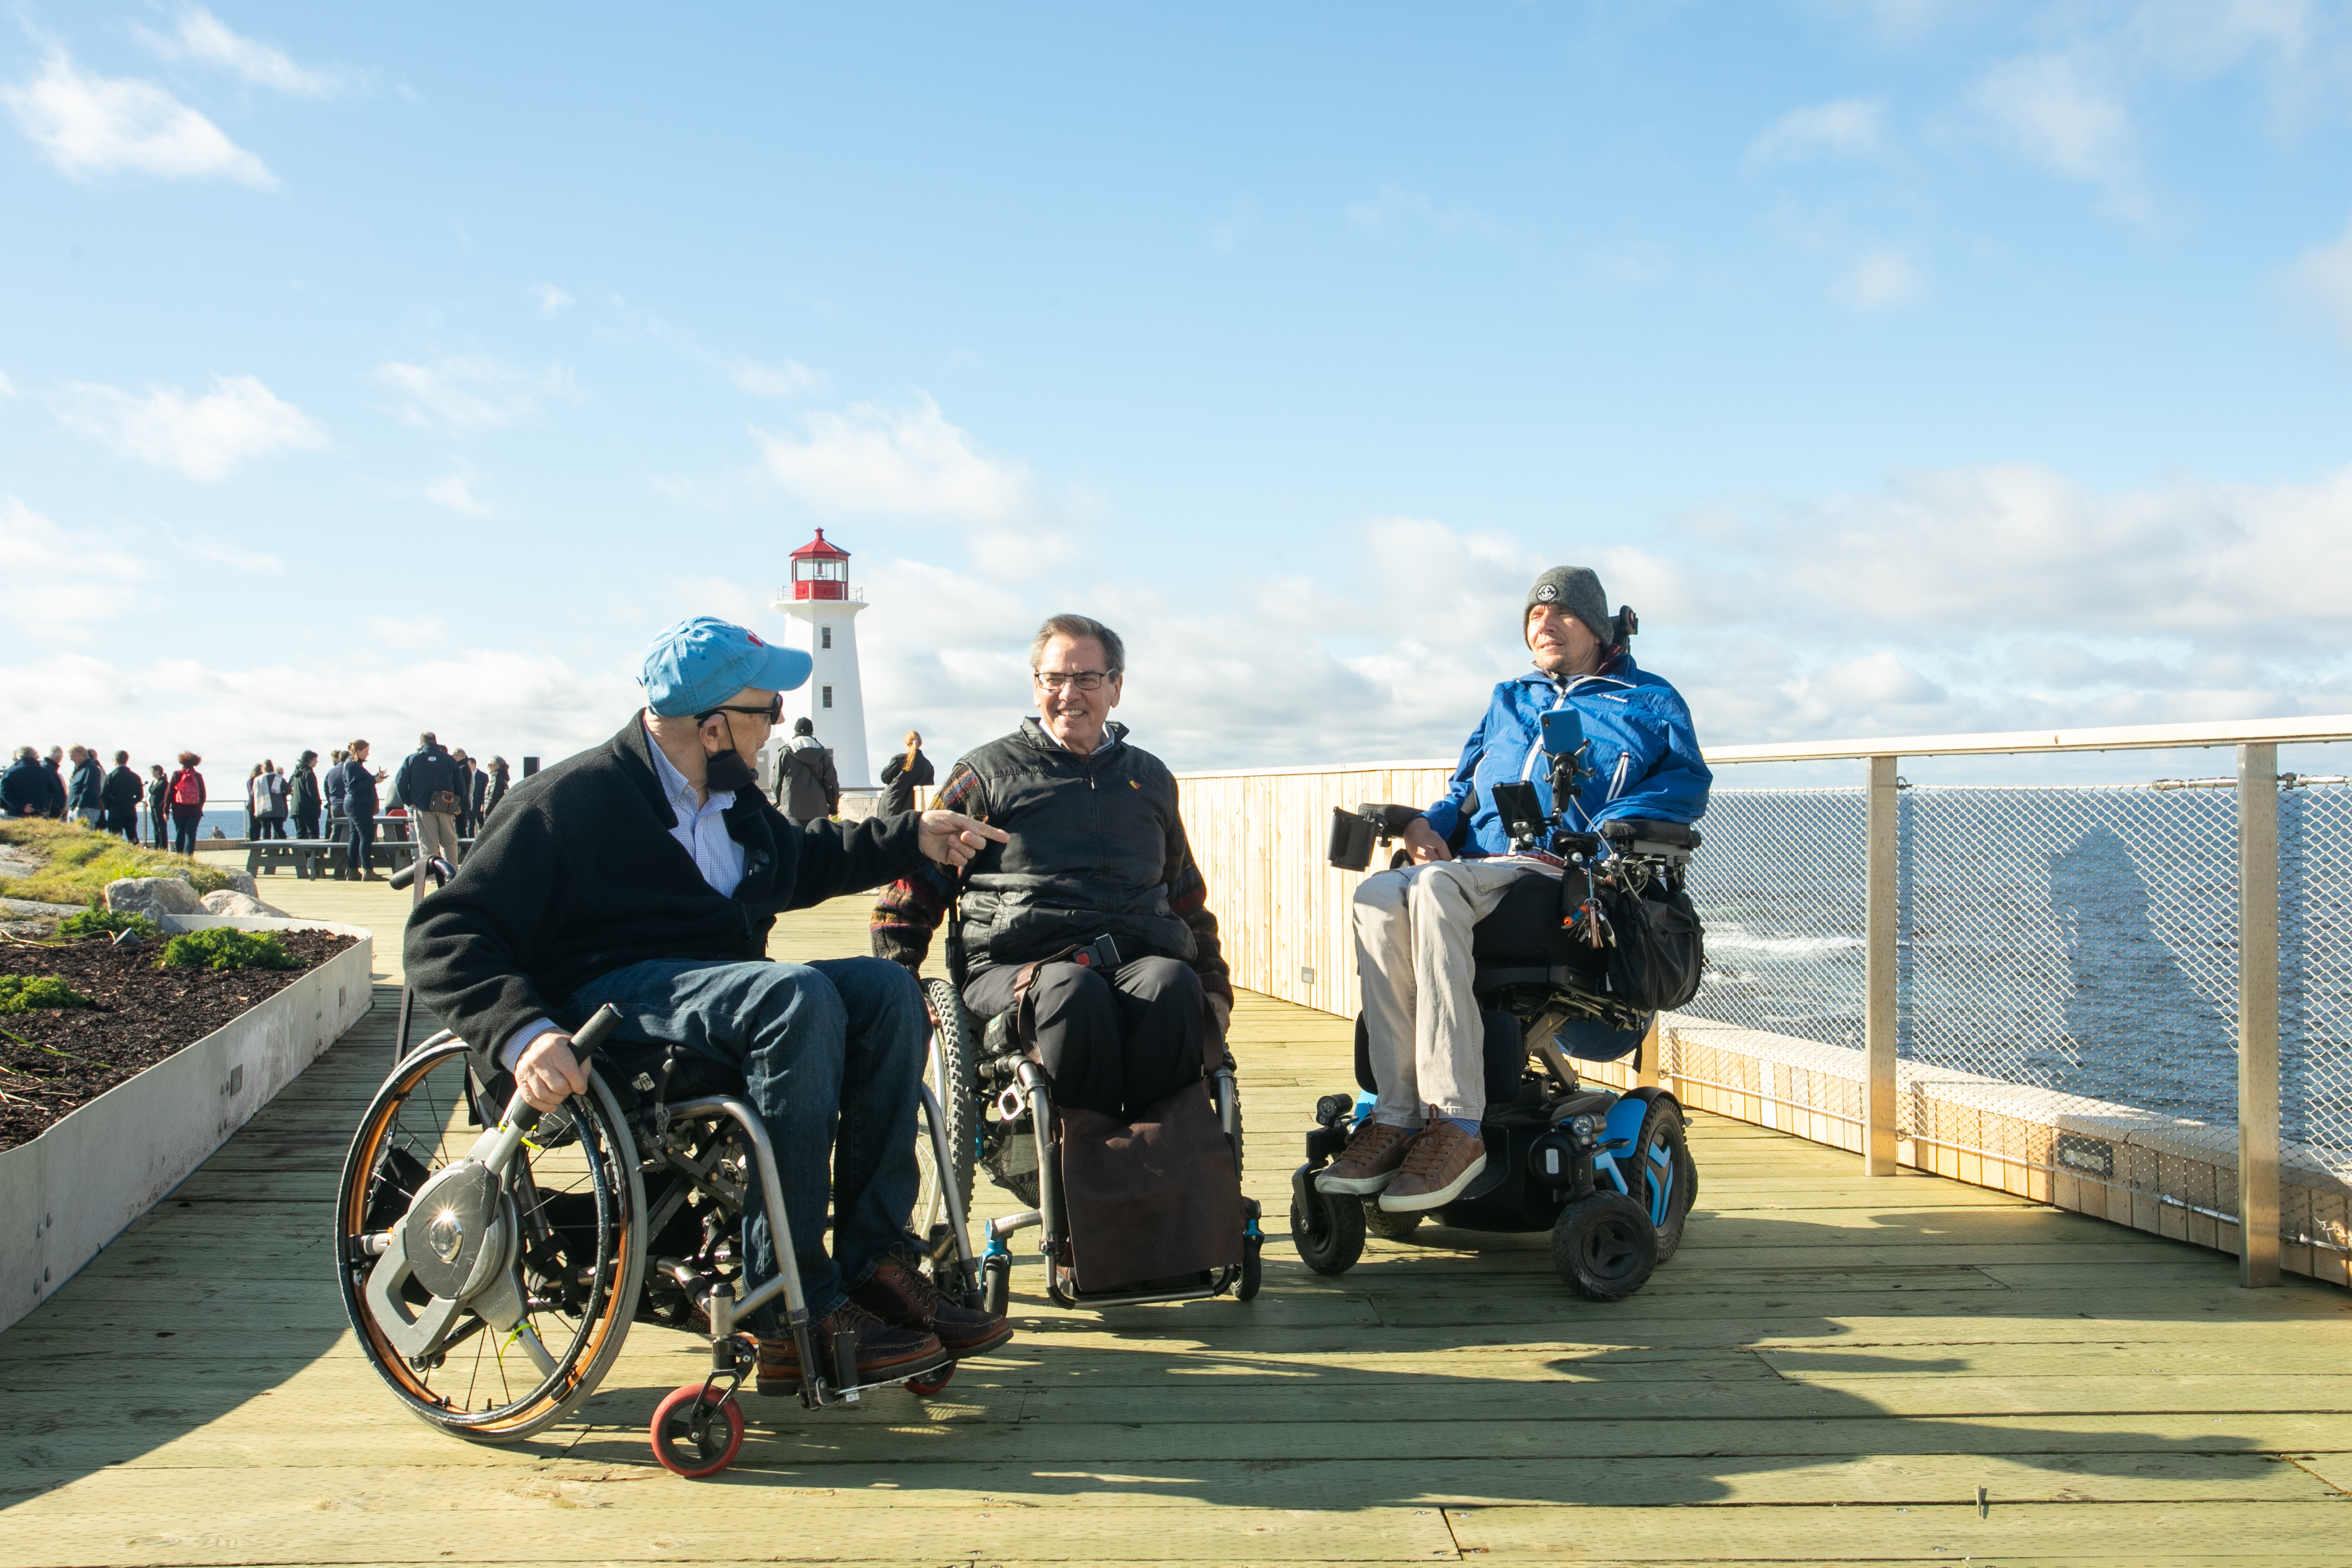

{"left": 2281, "top": 214, "right": 2352, "bottom": 346}
{"left": 0, "top": 371, "right": 15, "bottom": 397}
{"left": 2, "top": 50, "right": 274, "bottom": 186}
{"left": 1345, "top": 187, "right": 1497, "bottom": 239}
{"left": 532, "top": 283, "right": 574, "bottom": 314}
{"left": 136, "top": 6, "right": 345, "bottom": 97}
{"left": 0, "top": 497, "right": 158, "bottom": 636}
{"left": 426, "top": 470, "right": 493, "bottom": 517}
{"left": 1970, "top": 54, "right": 2138, "bottom": 203}
{"left": 1831, "top": 247, "right": 1926, "bottom": 311}
{"left": 372, "top": 355, "right": 576, "bottom": 433}
{"left": 757, "top": 394, "right": 1032, "bottom": 523}
{"left": 730, "top": 358, "right": 821, "bottom": 398}
{"left": 1747, "top": 97, "right": 1887, "bottom": 165}
{"left": 50, "top": 374, "right": 325, "bottom": 481}
{"left": 0, "top": 647, "right": 640, "bottom": 777}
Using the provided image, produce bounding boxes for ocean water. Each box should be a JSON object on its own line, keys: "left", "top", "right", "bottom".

{"left": 1678, "top": 784, "right": 2352, "bottom": 1158}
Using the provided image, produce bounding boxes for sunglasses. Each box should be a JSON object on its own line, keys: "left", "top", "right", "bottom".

{"left": 699, "top": 695, "right": 785, "bottom": 725}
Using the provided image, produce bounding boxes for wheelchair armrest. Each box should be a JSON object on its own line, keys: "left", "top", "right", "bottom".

{"left": 1599, "top": 818, "right": 1700, "bottom": 851}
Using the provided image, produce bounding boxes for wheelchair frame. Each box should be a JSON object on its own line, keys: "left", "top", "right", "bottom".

{"left": 924, "top": 977, "right": 1264, "bottom": 1312}
{"left": 339, "top": 1012, "right": 985, "bottom": 1479}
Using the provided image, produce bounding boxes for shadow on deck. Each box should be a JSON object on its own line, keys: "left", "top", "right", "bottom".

{"left": 6, "top": 885, "right": 2352, "bottom": 1564}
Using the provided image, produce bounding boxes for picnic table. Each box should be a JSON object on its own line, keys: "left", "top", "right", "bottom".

{"left": 223, "top": 814, "right": 475, "bottom": 879}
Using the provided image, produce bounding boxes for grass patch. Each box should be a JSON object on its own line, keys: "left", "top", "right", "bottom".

{"left": 54, "top": 906, "right": 162, "bottom": 941}
{"left": 155, "top": 926, "right": 300, "bottom": 973}
{"left": 0, "top": 820, "right": 235, "bottom": 905}
{"left": 0, "top": 975, "right": 95, "bottom": 1014}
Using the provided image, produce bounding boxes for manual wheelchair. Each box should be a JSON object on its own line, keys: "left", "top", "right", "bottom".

{"left": 1291, "top": 800, "right": 1703, "bottom": 1301}
{"left": 919, "top": 958, "right": 1263, "bottom": 1314}
{"left": 336, "top": 1004, "right": 986, "bottom": 1480}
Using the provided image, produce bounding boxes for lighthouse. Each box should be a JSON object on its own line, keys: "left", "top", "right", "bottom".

{"left": 772, "top": 529, "right": 872, "bottom": 790}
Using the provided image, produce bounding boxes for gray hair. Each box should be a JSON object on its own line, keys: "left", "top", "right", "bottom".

{"left": 1030, "top": 613, "right": 1125, "bottom": 676}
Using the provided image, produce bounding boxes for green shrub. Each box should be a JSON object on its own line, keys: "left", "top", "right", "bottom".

{"left": 0, "top": 819, "right": 235, "bottom": 904}
{"left": 0, "top": 975, "right": 95, "bottom": 1014}
{"left": 156, "top": 927, "right": 301, "bottom": 973}
{"left": 55, "top": 905, "right": 162, "bottom": 941}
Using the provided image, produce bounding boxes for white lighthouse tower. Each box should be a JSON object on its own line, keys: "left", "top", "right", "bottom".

{"left": 771, "top": 529, "right": 872, "bottom": 790}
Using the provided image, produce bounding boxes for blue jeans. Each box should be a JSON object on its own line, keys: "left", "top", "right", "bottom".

{"left": 561, "top": 956, "right": 925, "bottom": 1327}
{"left": 347, "top": 813, "right": 376, "bottom": 876}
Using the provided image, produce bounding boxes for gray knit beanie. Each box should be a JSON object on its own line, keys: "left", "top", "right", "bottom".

{"left": 1524, "top": 565, "right": 1612, "bottom": 648}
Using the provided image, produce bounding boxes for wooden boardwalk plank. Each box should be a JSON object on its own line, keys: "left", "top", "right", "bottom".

{"left": 5, "top": 882, "right": 2351, "bottom": 1566}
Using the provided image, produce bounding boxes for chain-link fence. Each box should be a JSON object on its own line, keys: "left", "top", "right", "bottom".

{"left": 1666, "top": 760, "right": 2352, "bottom": 1280}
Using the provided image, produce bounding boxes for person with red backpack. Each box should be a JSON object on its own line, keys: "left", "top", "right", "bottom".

{"left": 168, "top": 753, "right": 207, "bottom": 855}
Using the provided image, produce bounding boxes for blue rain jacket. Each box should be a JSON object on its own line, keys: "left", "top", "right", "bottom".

{"left": 1420, "top": 653, "right": 1710, "bottom": 858}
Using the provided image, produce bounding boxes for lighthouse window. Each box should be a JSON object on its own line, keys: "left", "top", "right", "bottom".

{"left": 822, "top": 685, "right": 834, "bottom": 709}
{"left": 820, "top": 626, "right": 832, "bottom": 650}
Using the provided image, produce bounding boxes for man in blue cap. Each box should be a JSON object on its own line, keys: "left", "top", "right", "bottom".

{"left": 406, "top": 615, "right": 1015, "bottom": 1390}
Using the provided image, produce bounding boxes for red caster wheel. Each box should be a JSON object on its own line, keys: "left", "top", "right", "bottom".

{"left": 649, "top": 1382, "right": 746, "bottom": 1478}
{"left": 903, "top": 1362, "right": 957, "bottom": 1397}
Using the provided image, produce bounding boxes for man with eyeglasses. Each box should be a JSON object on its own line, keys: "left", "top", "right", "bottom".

{"left": 873, "top": 614, "right": 1237, "bottom": 1248}
{"left": 406, "top": 615, "right": 1018, "bottom": 1393}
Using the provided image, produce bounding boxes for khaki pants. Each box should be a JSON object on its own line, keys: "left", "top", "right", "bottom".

{"left": 1352, "top": 858, "right": 1561, "bottom": 1127}
{"left": 412, "top": 809, "right": 462, "bottom": 872}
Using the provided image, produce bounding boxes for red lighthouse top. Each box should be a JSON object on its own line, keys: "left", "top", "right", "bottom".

{"left": 787, "top": 529, "right": 851, "bottom": 600}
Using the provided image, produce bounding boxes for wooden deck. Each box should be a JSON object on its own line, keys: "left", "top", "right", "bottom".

{"left": 7, "top": 866, "right": 2352, "bottom": 1564}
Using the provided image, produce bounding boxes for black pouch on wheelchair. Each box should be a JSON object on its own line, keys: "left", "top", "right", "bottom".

{"left": 1600, "top": 880, "right": 1705, "bottom": 1011}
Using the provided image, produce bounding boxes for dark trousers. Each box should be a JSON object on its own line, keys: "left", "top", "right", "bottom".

{"left": 964, "top": 955, "right": 1207, "bottom": 1121}
{"left": 257, "top": 815, "right": 286, "bottom": 840}
{"left": 348, "top": 813, "right": 377, "bottom": 875}
{"left": 171, "top": 805, "right": 203, "bottom": 855}
{"left": 112, "top": 812, "right": 139, "bottom": 844}
{"left": 294, "top": 812, "right": 320, "bottom": 841}
{"left": 149, "top": 808, "right": 168, "bottom": 849}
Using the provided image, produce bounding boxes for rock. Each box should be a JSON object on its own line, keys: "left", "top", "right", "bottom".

{"left": 105, "top": 876, "right": 205, "bottom": 920}
{"left": 220, "top": 869, "right": 258, "bottom": 896}
{"left": 200, "top": 889, "right": 287, "bottom": 918}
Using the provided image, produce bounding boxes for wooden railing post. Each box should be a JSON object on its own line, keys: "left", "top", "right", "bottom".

{"left": 2237, "top": 741, "right": 2281, "bottom": 1287}
{"left": 1864, "top": 755, "right": 1899, "bottom": 1176}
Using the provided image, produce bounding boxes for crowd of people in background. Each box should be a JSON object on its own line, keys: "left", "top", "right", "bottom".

{"left": 1, "top": 734, "right": 514, "bottom": 880}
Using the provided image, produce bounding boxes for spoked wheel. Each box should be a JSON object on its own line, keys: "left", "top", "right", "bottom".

{"left": 903, "top": 1362, "right": 957, "bottom": 1397}
{"left": 916, "top": 978, "right": 979, "bottom": 1244}
{"left": 1552, "top": 1190, "right": 1659, "bottom": 1301}
{"left": 1288, "top": 1170, "right": 1365, "bottom": 1276}
{"left": 336, "top": 1038, "right": 646, "bottom": 1442}
{"left": 649, "top": 1382, "right": 746, "bottom": 1478}
{"left": 1631, "top": 1098, "right": 1697, "bottom": 1264}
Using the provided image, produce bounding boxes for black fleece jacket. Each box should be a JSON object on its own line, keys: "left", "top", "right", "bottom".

{"left": 405, "top": 714, "right": 926, "bottom": 1077}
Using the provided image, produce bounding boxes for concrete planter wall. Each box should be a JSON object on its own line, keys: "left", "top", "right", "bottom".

{"left": 0, "top": 915, "right": 373, "bottom": 1334}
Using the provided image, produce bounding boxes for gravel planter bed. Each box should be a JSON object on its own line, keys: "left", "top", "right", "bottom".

{"left": 1, "top": 916, "right": 373, "bottom": 1334}
{"left": 0, "top": 927, "right": 356, "bottom": 1152}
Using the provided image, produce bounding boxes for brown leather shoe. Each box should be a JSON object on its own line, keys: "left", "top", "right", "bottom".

{"left": 1315, "top": 1117, "right": 1419, "bottom": 1195}
{"left": 1379, "top": 1120, "right": 1487, "bottom": 1212}
{"left": 753, "top": 1301, "right": 947, "bottom": 1394}
{"left": 852, "top": 1255, "right": 1015, "bottom": 1357}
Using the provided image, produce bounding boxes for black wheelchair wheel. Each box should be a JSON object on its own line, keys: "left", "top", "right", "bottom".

{"left": 1288, "top": 1174, "right": 1365, "bottom": 1276}
{"left": 1237, "top": 1232, "right": 1264, "bottom": 1301}
{"left": 1630, "top": 1098, "right": 1696, "bottom": 1264}
{"left": 919, "top": 977, "right": 979, "bottom": 1234}
{"left": 980, "top": 1253, "right": 1012, "bottom": 1317}
{"left": 1362, "top": 1203, "right": 1425, "bottom": 1241}
{"left": 337, "top": 1038, "right": 646, "bottom": 1442}
{"left": 1551, "top": 1189, "right": 1658, "bottom": 1301}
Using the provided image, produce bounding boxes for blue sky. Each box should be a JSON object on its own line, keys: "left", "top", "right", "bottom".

{"left": 6, "top": 2, "right": 2352, "bottom": 786}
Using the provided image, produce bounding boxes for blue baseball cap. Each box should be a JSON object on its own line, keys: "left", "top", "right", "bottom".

{"left": 639, "top": 615, "right": 812, "bottom": 717}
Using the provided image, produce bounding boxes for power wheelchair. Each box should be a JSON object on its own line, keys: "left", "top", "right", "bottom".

{"left": 919, "top": 938, "right": 1263, "bottom": 1315}
{"left": 1292, "top": 775, "right": 1704, "bottom": 1302}
{"left": 336, "top": 1003, "right": 987, "bottom": 1480}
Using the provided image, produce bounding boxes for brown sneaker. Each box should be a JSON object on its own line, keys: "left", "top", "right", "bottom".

{"left": 851, "top": 1254, "right": 1016, "bottom": 1357}
{"left": 1379, "top": 1120, "right": 1487, "bottom": 1212}
{"left": 1315, "top": 1118, "right": 1420, "bottom": 1195}
{"left": 753, "top": 1301, "right": 947, "bottom": 1394}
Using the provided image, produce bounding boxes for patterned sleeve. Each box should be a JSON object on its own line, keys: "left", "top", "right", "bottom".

{"left": 868, "top": 764, "right": 986, "bottom": 967}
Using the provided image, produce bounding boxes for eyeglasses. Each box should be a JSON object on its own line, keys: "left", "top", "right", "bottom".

{"left": 1033, "top": 670, "right": 1114, "bottom": 692}
{"left": 699, "top": 696, "right": 784, "bottom": 724}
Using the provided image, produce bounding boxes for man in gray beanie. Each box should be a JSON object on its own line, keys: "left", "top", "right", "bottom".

{"left": 1318, "top": 564, "right": 1711, "bottom": 1213}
